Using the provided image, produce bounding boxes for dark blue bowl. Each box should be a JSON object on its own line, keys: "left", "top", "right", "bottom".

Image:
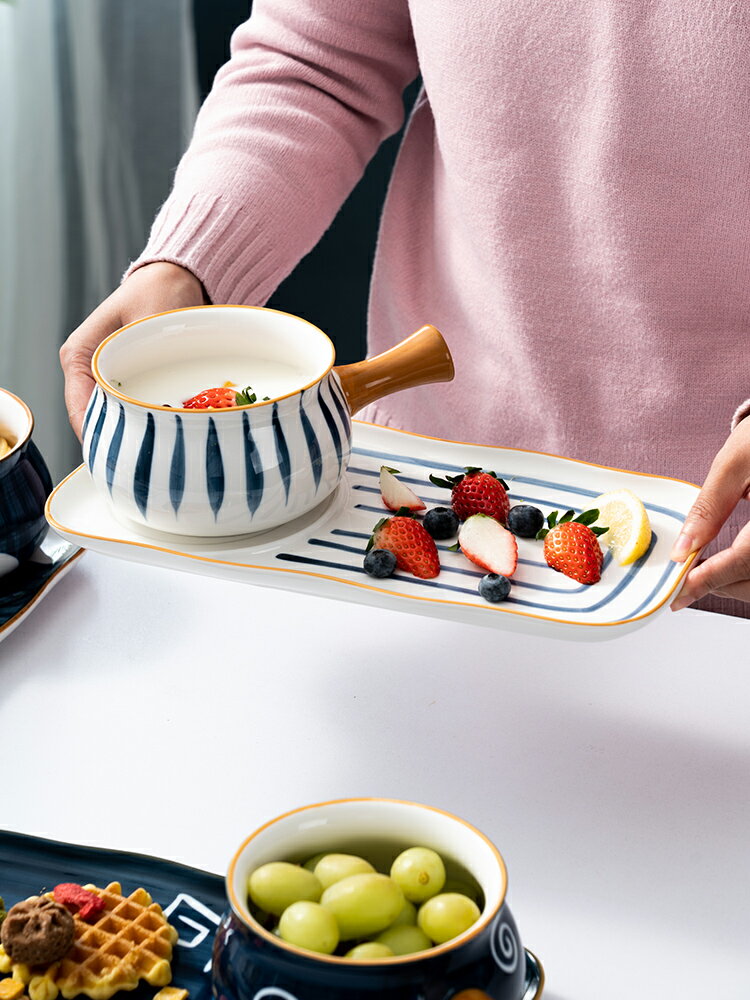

{"left": 212, "top": 799, "right": 544, "bottom": 1000}
{"left": 0, "top": 390, "right": 52, "bottom": 574}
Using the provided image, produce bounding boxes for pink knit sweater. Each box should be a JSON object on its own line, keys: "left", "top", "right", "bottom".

{"left": 132, "top": 1, "right": 750, "bottom": 614}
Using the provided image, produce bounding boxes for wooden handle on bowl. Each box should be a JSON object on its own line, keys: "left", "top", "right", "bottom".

{"left": 333, "top": 324, "right": 454, "bottom": 416}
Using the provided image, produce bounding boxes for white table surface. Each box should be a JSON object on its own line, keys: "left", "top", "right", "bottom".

{"left": 1, "top": 549, "right": 748, "bottom": 1000}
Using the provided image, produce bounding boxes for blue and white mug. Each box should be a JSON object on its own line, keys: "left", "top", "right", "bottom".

{"left": 83, "top": 307, "right": 453, "bottom": 538}
{"left": 0, "top": 388, "right": 53, "bottom": 578}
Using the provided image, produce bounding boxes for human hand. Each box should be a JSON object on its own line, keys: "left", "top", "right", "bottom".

{"left": 670, "top": 417, "right": 750, "bottom": 610}
{"left": 60, "top": 261, "right": 207, "bottom": 439}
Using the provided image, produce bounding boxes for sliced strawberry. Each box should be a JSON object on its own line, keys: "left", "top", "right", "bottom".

{"left": 369, "top": 512, "right": 440, "bottom": 579}
{"left": 458, "top": 513, "right": 518, "bottom": 577}
{"left": 379, "top": 466, "right": 426, "bottom": 512}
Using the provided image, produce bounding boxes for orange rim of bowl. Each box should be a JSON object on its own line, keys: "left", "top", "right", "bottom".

{"left": 226, "top": 796, "right": 508, "bottom": 966}
{"left": 0, "top": 388, "right": 34, "bottom": 461}
{"left": 90, "top": 304, "right": 337, "bottom": 413}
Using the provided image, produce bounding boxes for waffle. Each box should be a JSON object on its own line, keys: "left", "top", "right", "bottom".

{"left": 3, "top": 883, "right": 178, "bottom": 1000}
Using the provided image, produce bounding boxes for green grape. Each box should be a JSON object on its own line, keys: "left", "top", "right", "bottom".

{"left": 248, "top": 862, "right": 322, "bottom": 916}
{"left": 321, "top": 873, "right": 405, "bottom": 939}
{"left": 313, "top": 853, "right": 375, "bottom": 889}
{"left": 390, "top": 847, "right": 446, "bottom": 903}
{"left": 385, "top": 899, "right": 418, "bottom": 928}
{"left": 345, "top": 942, "right": 394, "bottom": 960}
{"left": 277, "top": 901, "right": 339, "bottom": 955}
{"left": 417, "top": 893, "right": 481, "bottom": 944}
{"left": 374, "top": 924, "right": 433, "bottom": 956}
{"left": 302, "top": 853, "right": 328, "bottom": 872}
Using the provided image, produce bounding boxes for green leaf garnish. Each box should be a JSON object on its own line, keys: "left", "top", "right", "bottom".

{"left": 559, "top": 510, "right": 575, "bottom": 523}
{"left": 575, "top": 509, "right": 600, "bottom": 526}
{"left": 429, "top": 473, "right": 461, "bottom": 490}
{"left": 235, "top": 386, "right": 258, "bottom": 405}
{"left": 382, "top": 467, "right": 400, "bottom": 475}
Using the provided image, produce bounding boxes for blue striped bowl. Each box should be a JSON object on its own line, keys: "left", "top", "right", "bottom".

{"left": 84, "top": 307, "right": 452, "bottom": 538}
{"left": 0, "top": 388, "right": 52, "bottom": 578}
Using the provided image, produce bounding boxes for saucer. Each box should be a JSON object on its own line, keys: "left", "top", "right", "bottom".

{"left": 46, "top": 421, "right": 699, "bottom": 640}
{"left": 521, "top": 948, "right": 544, "bottom": 1000}
{"left": 0, "top": 531, "right": 83, "bottom": 642}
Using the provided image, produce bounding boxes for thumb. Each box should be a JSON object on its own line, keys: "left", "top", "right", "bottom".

{"left": 671, "top": 436, "right": 750, "bottom": 562}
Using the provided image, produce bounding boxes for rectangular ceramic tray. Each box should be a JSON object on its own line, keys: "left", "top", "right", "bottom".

{"left": 46, "top": 422, "right": 699, "bottom": 640}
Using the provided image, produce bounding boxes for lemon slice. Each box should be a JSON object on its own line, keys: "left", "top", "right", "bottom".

{"left": 591, "top": 488, "right": 652, "bottom": 565}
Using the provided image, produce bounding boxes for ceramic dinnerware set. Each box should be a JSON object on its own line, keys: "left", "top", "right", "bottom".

{"left": 75, "top": 305, "right": 537, "bottom": 999}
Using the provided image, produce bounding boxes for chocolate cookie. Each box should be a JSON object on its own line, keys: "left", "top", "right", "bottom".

{"left": 0, "top": 896, "right": 75, "bottom": 965}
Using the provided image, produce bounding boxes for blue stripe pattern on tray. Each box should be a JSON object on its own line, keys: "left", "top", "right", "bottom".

{"left": 273, "top": 445, "right": 684, "bottom": 625}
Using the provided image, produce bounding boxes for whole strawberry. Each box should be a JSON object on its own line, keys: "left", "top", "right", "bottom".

{"left": 429, "top": 467, "right": 510, "bottom": 524}
{"left": 368, "top": 510, "right": 440, "bottom": 579}
{"left": 537, "top": 509, "right": 608, "bottom": 585}
{"left": 183, "top": 385, "right": 260, "bottom": 409}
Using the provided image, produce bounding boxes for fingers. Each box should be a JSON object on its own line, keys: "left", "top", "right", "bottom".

{"left": 671, "top": 521, "right": 750, "bottom": 610}
{"left": 61, "top": 298, "right": 122, "bottom": 440}
{"left": 671, "top": 420, "right": 750, "bottom": 563}
{"left": 60, "top": 263, "right": 207, "bottom": 440}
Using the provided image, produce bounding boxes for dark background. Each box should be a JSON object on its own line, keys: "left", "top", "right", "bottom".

{"left": 192, "top": 0, "right": 419, "bottom": 365}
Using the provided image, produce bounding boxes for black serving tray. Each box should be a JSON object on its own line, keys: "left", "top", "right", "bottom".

{"left": 0, "top": 830, "right": 226, "bottom": 1000}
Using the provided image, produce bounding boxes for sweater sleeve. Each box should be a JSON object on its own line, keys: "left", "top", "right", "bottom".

{"left": 126, "top": 0, "right": 418, "bottom": 305}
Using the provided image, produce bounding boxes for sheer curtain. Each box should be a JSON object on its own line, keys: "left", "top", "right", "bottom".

{"left": 0, "top": 0, "right": 198, "bottom": 482}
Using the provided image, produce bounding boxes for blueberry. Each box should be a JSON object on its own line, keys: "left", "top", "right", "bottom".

{"left": 507, "top": 504, "right": 545, "bottom": 538}
{"left": 478, "top": 573, "right": 511, "bottom": 603}
{"left": 364, "top": 548, "right": 398, "bottom": 578}
{"left": 424, "top": 506, "right": 460, "bottom": 539}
